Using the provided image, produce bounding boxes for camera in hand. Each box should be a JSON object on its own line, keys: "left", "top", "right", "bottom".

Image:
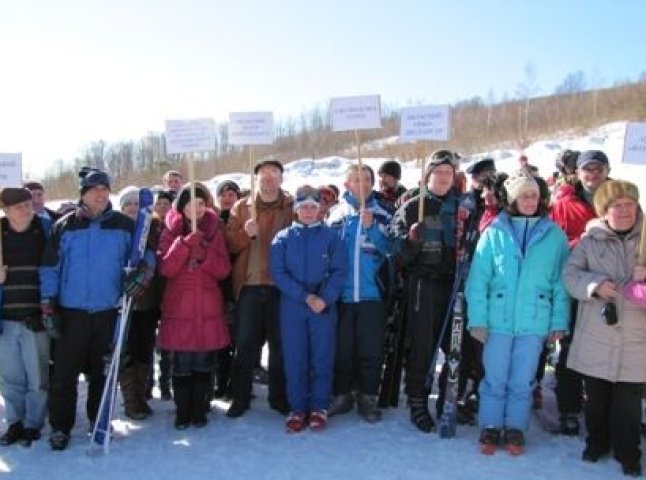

{"left": 602, "top": 302, "right": 618, "bottom": 326}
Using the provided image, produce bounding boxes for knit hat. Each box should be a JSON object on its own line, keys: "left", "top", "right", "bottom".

{"left": 577, "top": 150, "right": 609, "bottom": 169}
{"left": 378, "top": 160, "right": 402, "bottom": 180}
{"left": 294, "top": 185, "right": 321, "bottom": 210}
{"left": 174, "top": 182, "right": 211, "bottom": 213}
{"left": 0, "top": 187, "right": 32, "bottom": 208}
{"left": 79, "top": 166, "right": 111, "bottom": 195}
{"left": 503, "top": 169, "right": 540, "bottom": 205}
{"left": 216, "top": 180, "right": 241, "bottom": 198}
{"left": 23, "top": 181, "right": 44, "bottom": 191}
{"left": 593, "top": 180, "right": 639, "bottom": 216}
{"left": 118, "top": 186, "right": 140, "bottom": 209}
{"left": 254, "top": 158, "right": 283, "bottom": 175}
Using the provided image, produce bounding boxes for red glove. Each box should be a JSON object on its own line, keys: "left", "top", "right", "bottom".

{"left": 183, "top": 231, "right": 204, "bottom": 248}
{"left": 407, "top": 222, "right": 424, "bottom": 242}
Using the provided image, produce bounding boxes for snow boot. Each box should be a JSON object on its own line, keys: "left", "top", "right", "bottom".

{"left": 559, "top": 414, "right": 580, "bottom": 436}
{"left": 479, "top": 427, "right": 501, "bottom": 455}
{"left": 0, "top": 422, "right": 24, "bottom": 446}
{"left": 309, "top": 410, "right": 328, "bottom": 431}
{"left": 409, "top": 397, "right": 434, "bottom": 433}
{"left": 286, "top": 412, "right": 307, "bottom": 433}
{"left": 172, "top": 375, "right": 192, "bottom": 430}
{"left": 20, "top": 428, "right": 41, "bottom": 448}
{"left": 120, "top": 365, "right": 147, "bottom": 420}
{"left": 357, "top": 394, "right": 382, "bottom": 423}
{"left": 191, "top": 372, "right": 211, "bottom": 428}
{"left": 328, "top": 393, "right": 354, "bottom": 416}
{"left": 136, "top": 363, "right": 153, "bottom": 416}
{"left": 503, "top": 428, "right": 525, "bottom": 456}
{"left": 48, "top": 431, "right": 70, "bottom": 451}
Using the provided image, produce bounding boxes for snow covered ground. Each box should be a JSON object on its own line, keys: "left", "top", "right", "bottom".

{"left": 7, "top": 121, "right": 645, "bottom": 479}
{"left": 0, "top": 371, "right": 634, "bottom": 480}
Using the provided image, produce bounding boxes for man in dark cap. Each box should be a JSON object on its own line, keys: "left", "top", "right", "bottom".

{"left": 224, "top": 159, "right": 292, "bottom": 417}
{"left": 23, "top": 181, "right": 64, "bottom": 223}
{"left": 0, "top": 188, "right": 50, "bottom": 447}
{"left": 549, "top": 149, "right": 610, "bottom": 436}
{"left": 41, "top": 167, "right": 156, "bottom": 450}
{"left": 378, "top": 160, "right": 407, "bottom": 207}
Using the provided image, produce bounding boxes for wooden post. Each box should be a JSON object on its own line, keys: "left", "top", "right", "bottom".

{"left": 354, "top": 129, "right": 365, "bottom": 209}
{"left": 418, "top": 149, "right": 427, "bottom": 223}
{"left": 187, "top": 154, "right": 197, "bottom": 233}
{"left": 249, "top": 146, "right": 256, "bottom": 220}
{"left": 639, "top": 215, "right": 646, "bottom": 265}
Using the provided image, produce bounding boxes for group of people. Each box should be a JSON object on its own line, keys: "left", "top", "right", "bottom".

{"left": 0, "top": 150, "right": 644, "bottom": 476}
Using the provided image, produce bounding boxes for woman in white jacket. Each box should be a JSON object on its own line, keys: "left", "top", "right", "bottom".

{"left": 563, "top": 179, "right": 645, "bottom": 478}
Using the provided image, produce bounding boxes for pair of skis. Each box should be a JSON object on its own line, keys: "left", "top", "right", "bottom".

{"left": 88, "top": 188, "right": 154, "bottom": 455}
{"left": 430, "top": 206, "right": 477, "bottom": 439}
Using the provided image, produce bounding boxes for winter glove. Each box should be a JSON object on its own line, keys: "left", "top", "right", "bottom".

{"left": 470, "top": 327, "right": 488, "bottom": 344}
{"left": 407, "top": 222, "right": 424, "bottom": 242}
{"left": 183, "top": 231, "right": 204, "bottom": 248}
{"left": 41, "top": 300, "right": 62, "bottom": 339}
{"left": 24, "top": 315, "right": 46, "bottom": 332}
{"left": 124, "top": 262, "right": 153, "bottom": 300}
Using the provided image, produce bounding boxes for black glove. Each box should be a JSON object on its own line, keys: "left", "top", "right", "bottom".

{"left": 124, "top": 263, "right": 153, "bottom": 300}
{"left": 24, "top": 315, "right": 46, "bottom": 333}
{"left": 41, "top": 300, "right": 62, "bottom": 339}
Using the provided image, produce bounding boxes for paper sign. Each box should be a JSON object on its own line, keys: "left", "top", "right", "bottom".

{"left": 330, "top": 95, "right": 382, "bottom": 132}
{"left": 229, "top": 112, "right": 274, "bottom": 146}
{"left": 399, "top": 105, "right": 450, "bottom": 142}
{"left": 165, "top": 118, "right": 216, "bottom": 155}
{"left": 623, "top": 122, "right": 646, "bottom": 165}
{"left": 0, "top": 153, "right": 23, "bottom": 188}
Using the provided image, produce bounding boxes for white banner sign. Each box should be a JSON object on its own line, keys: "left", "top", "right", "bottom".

{"left": 228, "top": 112, "right": 274, "bottom": 146}
{"left": 0, "top": 153, "right": 23, "bottom": 188}
{"left": 330, "top": 95, "right": 382, "bottom": 132}
{"left": 165, "top": 118, "right": 216, "bottom": 155}
{"left": 623, "top": 122, "right": 646, "bottom": 165}
{"left": 399, "top": 105, "right": 450, "bottom": 142}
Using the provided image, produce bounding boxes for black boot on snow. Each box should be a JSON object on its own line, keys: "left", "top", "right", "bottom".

{"left": 409, "top": 397, "right": 434, "bottom": 433}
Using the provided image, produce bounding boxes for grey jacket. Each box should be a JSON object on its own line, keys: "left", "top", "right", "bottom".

{"left": 564, "top": 214, "right": 646, "bottom": 383}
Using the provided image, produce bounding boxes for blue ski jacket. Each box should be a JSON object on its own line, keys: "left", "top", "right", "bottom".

{"left": 326, "top": 191, "right": 393, "bottom": 303}
{"left": 40, "top": 202, "right": 156, "bottom": 312}
{"left": 270, "top": 221, "right": 347, "bottom": 308}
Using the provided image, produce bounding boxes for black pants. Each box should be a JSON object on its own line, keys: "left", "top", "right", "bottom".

{"left": 125, "top": 309, "right": 159, "bottom": 367}
{"left": 49, "top": 308, "right": 117, "bottom": 434}
{"left": 583, "top": 376, "right": 642, "bottom": 465}
{"left": 334, "top": 301, "right": 386, "bottom": 396}
{"left": 229, "top": 286, "right": 286, "bottom": 407}
{"left": 555, "top": 300, "right": 584, "bottom": 414}
{"left": 405, "top": 277, "right": 452, "bottom": 399}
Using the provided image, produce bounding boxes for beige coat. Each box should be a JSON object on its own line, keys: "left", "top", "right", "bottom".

{"left": 563, "top": 214, "right": 646, "bottom": 383}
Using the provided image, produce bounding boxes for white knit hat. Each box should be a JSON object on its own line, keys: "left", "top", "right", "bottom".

{"left": 118, "top": 185, "right": 140, "bottom": 209}
{"left": 504, "top": 170, "right": 539, "bottom": 205}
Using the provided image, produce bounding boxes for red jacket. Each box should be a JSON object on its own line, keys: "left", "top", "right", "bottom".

{"left": 549, "top": 183, "right": 597, "bottom": 249}
{"left": 157, "top": 208, "right": 231, "bottom": 351}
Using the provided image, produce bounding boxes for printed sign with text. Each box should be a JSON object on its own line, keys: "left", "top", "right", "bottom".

{"left": 229, "top": 112, "right": 274, "bottom": 146}
{"left": 330, "top": 95, "right": 382, "bottom": 132}
{"left": 399, "top": 105, "right": 450, "bottom": 142}
{"left": 0, "top": 153, "right": 23, "bottom": 188}
{"left": 165, "top": 118, "right": 216, "bottom": 155}
{"left": 623, "top": 122, "right": 646, "bottom": 165}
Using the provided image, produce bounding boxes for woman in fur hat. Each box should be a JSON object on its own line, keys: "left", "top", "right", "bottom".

{"left": 157, "top": 182, "right": 231, "bottom": 429}
{"left": 563, "top": 180, "right": 645, "bottom": 477}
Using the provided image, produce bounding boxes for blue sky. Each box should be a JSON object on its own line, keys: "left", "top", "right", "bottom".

{"left": 1, "top": 0, "right": 644, "bottom": 176}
